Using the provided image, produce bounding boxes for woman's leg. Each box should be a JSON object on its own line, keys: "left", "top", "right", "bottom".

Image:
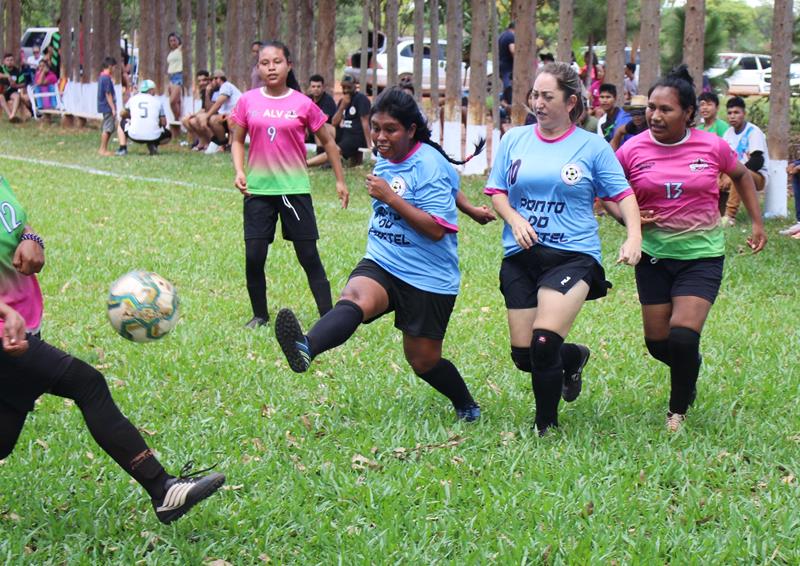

{"left": 244, "top": 238, "right": 270, "bottom": 322}
{"left": 0, "top": 403, "right": 28, "bottom": 460}
{"left": 169, "top": 84, "right": 181, "bottom": 120}
{"left": 403, "top": 334, "right": 477, "bottom": 417}
{"left": 293, "top": 239, "right": 332, "bottom": 316}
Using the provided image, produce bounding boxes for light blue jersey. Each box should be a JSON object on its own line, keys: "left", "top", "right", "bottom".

{"left": 485, "top": 125, "right": 631, "bottom": 263}
{"left": 365, "top": 143, "right": 460, "bottom": 295}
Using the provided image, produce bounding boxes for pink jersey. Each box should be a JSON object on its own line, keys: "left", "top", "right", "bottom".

{"left": 229, "top": 89, "right": 327, "bottom": 196}
{"left": 616, "top": 129, "right": 738, "bottom": 259}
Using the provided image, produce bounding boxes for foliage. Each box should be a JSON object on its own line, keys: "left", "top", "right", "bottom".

{"left": 660, "top": 6, "right": 725, "bottom": 73}
{"left": 0, "top": 120, "right": 798, "bottom": 564}
{"left": 740, "top": 95, "right": 800, "bottom": 134}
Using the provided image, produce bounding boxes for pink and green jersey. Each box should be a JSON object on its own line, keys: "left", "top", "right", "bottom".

{"left": 616, "top": 129, "right": 738, "bottom": 259}
{"left": 0, "top": 176, "right": 43, "bottom": 335}
{"left": 229, "top": 89, "right": 327, "bottom": 196}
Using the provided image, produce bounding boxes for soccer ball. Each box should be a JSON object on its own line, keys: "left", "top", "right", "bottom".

{"left": 107, "top": 270, "right": 180, "bottom": 342}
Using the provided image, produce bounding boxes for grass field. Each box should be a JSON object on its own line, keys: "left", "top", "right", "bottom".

{"left": 0, "top": 121, "right": 798, "bottom": 564}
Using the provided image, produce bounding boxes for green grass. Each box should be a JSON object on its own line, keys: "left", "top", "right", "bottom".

{"left": 0, "top": 121, "right": 798, "bottom": 564}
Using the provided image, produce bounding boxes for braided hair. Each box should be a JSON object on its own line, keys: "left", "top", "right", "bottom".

{"left": 259, "top": 40, "right": 302, "bottom": 92}
{"left": 369, "top": 87, "right": 485, "bottom": 165}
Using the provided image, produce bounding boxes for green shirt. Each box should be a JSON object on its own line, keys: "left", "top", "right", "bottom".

{"left": 696, "top": 119, "right": 728, "bottom": 138}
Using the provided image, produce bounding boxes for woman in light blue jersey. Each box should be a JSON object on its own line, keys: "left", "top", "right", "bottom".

{"left": 485, "top": 62, "right": 642, "bottom": 435}
{"left": 275, "top": 87, "right": 493, "bottom": 422}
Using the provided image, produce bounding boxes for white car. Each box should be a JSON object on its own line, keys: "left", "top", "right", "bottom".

{"left": 344, "top": 34, "right": 493, "bottom": 93}
{"left": 707, "top": 53, "right": 771, "bottom": 96}
{"left": 764, "top": 60, "right": 800, "bottom": 96}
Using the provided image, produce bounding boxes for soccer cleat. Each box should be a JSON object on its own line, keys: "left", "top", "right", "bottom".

{"left": 244, "top": 316, "right": 269, "bottom": 329}
{"left": 152, "top": 462, "right": 225, "bottom": 525}
{"left": 115, "top": 146, "right": 128, "bottom": 156}
{"left": 275, "top": 308, "right": 312, "bottom": 373}
{"left": 562, "top": 344, "right": 590, "bottom": 402}
{"left": 147, "top": 143, "right": 159, "bottom": 156}
{"left": 666, "top": 412, "right": 686, "bottom": 432}
{"left": 455, "top": 403, "right": 481, "bottom": 422}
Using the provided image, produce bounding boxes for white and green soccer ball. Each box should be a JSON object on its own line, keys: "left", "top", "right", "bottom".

{"left": 107, "top": 270, "right": 179, "bottom": 342}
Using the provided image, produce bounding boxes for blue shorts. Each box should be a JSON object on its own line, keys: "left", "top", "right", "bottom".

{"left": 169, "top": 72, "right": 183, "bottom": 86}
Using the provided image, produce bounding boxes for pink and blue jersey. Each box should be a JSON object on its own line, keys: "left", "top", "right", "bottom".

{"left": 616, "top": 129, "right": 738, "bottom": 259}
{"left": 485, "top": 124, "right": 632, "bottom": 264}
{"left": 0, "top": 177, "right": 43, "bottom": 335}
{"left": 366, "top": 143, "right": 461, "bottom": 295}
{"left": 229, "top": 89, "right": 327, "bottom": 196}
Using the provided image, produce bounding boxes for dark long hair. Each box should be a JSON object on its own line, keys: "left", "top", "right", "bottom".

{"left": 648, "top": 64, "right": 697, "bottom": 126}
{"left": 369, "top": 87, "right": 484, "bottom": 165}
{"left": 259, "top": 40, "right": 301, "bottom": 91}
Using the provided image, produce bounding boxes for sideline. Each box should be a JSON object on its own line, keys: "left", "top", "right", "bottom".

{"left": 0, "top": 154, "right": 232, "bottom": 195}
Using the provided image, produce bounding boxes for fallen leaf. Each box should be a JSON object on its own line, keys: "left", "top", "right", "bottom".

{"left": 258, "top": 554, "right": 271, "bottom": 563}
{"left": 582, "top": 501, "right": 594, "bottom": 518}
{"left": 486, "top": 380, "right": 502, "bottom": 394}
{"left": 300, "top": 415, "right": 312, "bottom": 431}
{"left": 261, "top": 405, "right": 275, "bottom": 418}
{"left": 205, "top": 560, "right": 233, "bottom": 566}
{"left": 138, "top": 428, "right": 157, "bottom": 436}
{"left": 500, "top": 431, "right": 515, "bottom": 445}
{"left": 86, "top": 452, "right": 95, "bottom": 460}
{"left": 35, "top": 439, "right": 48, "bottom": 450}
{"left": 285, "top": 431, "right": 300, "bottom": 448}
{"left": 351, "top": 454, "right": 382, "bottom": 471}
{"left": 222, "top": 484, "right": 243, "bottom": 491}
{"left": 781, "top": 474, "right": 796, "bottom": 485}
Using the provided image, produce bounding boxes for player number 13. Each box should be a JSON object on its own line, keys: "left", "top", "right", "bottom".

{"left": 664, "top": 182, "right": 683, "bottom": 200}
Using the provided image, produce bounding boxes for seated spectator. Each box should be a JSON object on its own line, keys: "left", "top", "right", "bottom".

{"left": 182, "top": 69, "right": 211, "bottom": 149}
{"left": 720, "top": 96, "right": 770, "bottom": 226}
{"left": 31, "top": 60, "right": 58, "bottom": 111}
{"left": 115, "top": 79, "right": 172, "bottom": 156}
{"left": 780, "top": 160, "right": 800, "bottom": 236}
{"left": 0, "top": 53, "right": 27, "bottom": 122}
{"left": 596, "top": 83, "right": 630, "bottom": 142}
{"left": 306, "top": 73, "right": 337, "bottom": 154}
{"left": 610, "top": 94, "right": 647, "bottom": 150}
{"left": 307, "top": 74, "right": 370, "bottom": 167}
{"left": 26, "top": 46, "right": 42, "bottom": 70}
{"left": 696, "top": 92, "right": 728, "bottom": 136}
{"left": 195, "top": 70, "right": 241, "bottom": 153}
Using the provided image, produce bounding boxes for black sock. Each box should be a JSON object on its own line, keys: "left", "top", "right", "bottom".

{"left": 293, "top": 240, "right": 332, "bottom": 317}
{"left": 245, "top": 239, "right": 270, "bottom": 320}
{"left": 306, "top": 299, "right": 363, "bottom": 357}
{"left": 667, "top": 327, "right": 701, "bottom": 414}
{"left": 646, "top": 338, "right": 671, "bottom": 366}
{"left": 560, "top": 342, "right": 582, "bottom": 374}
{"left": 531, "top": 330, "right": 564, "bottom": 431}
{"left": 309, "top": 278, "right": 333, "bottom": 316}
{"left": 49, "top": 358, "right": 172, "bottom": 500}
{"left": 417, "top": 358, "right": 475, "bottom": 409}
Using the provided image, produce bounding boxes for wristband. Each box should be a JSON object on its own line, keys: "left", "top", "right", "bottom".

{"left": 20, "top": 232, "right": 45, "bottom": 250}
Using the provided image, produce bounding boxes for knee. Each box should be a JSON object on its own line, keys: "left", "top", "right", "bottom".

{"left": 64, "top": 358, "right": 110, "bottom": 407}
{"left": 244, "top": 240, "right": 268, "bottom": 264}
{"left": 530, "top": 329, "right": 563, "bottom": 370}
{"left": 668, "top": 327, "right": 700, "bottom": 355}
{"left": 406, "top": 351, "right": 440, "bottom": 376}
{"left": 511, "top": 346, "right": 532, "bottom": 373}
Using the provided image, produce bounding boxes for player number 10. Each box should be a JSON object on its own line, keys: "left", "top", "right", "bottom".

{"left": 664, "top": 182, "right": 683, "bottom": 199}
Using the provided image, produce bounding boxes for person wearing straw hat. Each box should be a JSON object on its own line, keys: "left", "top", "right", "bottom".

{"left": 610, "top": 94, "right": 648, "bottom": 150}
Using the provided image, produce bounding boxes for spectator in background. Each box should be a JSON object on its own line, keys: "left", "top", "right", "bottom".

{"left": 781, "top": 160, "right": 800, "bottom": 237}
{"left": 307, "top": 74, "right": 370, "bottom": 167}
{"left": 696, "top": 92, "right": 728, "bottom": 137}
{"left": 306, "top": 73, "right": 338, "bottom": 155}
{"left": 0, "top": 53, "right": 25, "bottom": 122}
{"left": 498, "top": 22, "right": 515, "bottom": 89}
{"left": 25, "top": 46, "right": 42, "bottom": 80}
{"left": 589, "top": 64, "right": 605, "bottom": 111}
{"left": 115, "top": 79, "right": 172, "bottom": 156}
{"left": 182, "top": 69, "right": 211, "bottom": 150}
{"left": 250, "top": 41, "right": 265, "bottom": 90}
{"left": 623, "top": 63, "right": 637, "bottom": 102}
{"left": 202, "top": 69, "right": 242, "bottom": 153}
{"left": 31, "top": 60, "right": 58, "bottom": 111}
{"left": 166, "top": 33, "right": 182, "bottom": 120}
{"left": 720, "top": 96, "right": 769, "bottom": 226}
{"left": 610, "top": 94, "right": 647, "bottom": 151}
{"left": 97, "top": 56, "right": 118, "bottom": 156}
{"left": 596, "top": 83, "right": 630, "bottom": 142}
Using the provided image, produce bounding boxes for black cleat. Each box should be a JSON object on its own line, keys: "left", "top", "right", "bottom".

{"left": 152, "top": 463, "right": 225, "bottom": 524}
{"left": 275, "top": 309, "right": 312, "bottom": 373}
{"left": 455, "top": 403, "right": 481, "bottom": 422}
{"left": 562, "top": 344, "right": 590, "bottom": 402}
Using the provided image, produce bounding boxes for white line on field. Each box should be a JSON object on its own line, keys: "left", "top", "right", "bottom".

{"left": 0, "top": 154, "right": 233, "bottom": 194}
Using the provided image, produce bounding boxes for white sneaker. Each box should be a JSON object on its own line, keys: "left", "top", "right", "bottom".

{"left": 666, "top": 412, "right": 686, "bottom": 432}
{"left": 204, "top": 141, "right": 220, "bottom": 154}
{"left": 778, "top": 222, "right": 800, "bottom": 236}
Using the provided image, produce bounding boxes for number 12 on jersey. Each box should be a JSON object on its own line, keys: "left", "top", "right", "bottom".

{"left": 664, "top": 182, "right": 683, "bottom": 199}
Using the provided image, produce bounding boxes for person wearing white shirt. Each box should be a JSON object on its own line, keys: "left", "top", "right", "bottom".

{"left": 115, "top": 79, "right": 172, "bottom": 156}
{"left": 25, "top": 46, "right": 42, "bottom": 70}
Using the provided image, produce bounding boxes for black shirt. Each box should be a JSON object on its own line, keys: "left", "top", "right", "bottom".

{"left": 314, "top": 92, "right": 337, "bottom": 123}
{"left": 338, "top": 91, "right": 371, "bottom": 141}
{"left": 498, "top": 30, "right": 515, "bottom": 73}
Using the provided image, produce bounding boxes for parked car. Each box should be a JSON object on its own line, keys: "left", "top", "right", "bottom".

{"left": 763, "top": 59, "right": 800, "bottom": 97}
{"left": 20, "top": 27, "right": 60, "bottom": 60}
{"left": 344, "top": 32, "right": 493, "bottom": 94}
{"left": 707, "top": 52, "right": 771, "bottom": 96}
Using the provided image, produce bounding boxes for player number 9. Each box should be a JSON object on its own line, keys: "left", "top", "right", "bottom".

{"left": 267, "top": 126, "right": 277, "bottom": 142}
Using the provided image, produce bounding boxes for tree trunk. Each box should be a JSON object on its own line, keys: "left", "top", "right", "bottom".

{"left": 0, "top": 0, "right": 5, "bottom": 57}
{"left": 490, "top": 0, "right": 499, "bottom": 131}
{"left": 605, "top": 0, "right": 626, "bottom": 101}
{"left": 265, "top": 0, "right": 281, "bottom": 40}
{"left": 464, "top": 0, "right": 488, "bottom": 175}
{"left": 195, "top": 0, "right": 207, "bottom": 73}
{"left": 315, "top": 0, "right": 336, "bottom": 93}
{"left": 385, "top": 0, "right": 398, "bottom": 87}
{"left": 5, "top": 0, "right": 20, "bottom": 63}
{"left": 371, "top": 0, "right": 380, "bottom": 95}
{"left": 511, "top": 0, "right": 535, "bottom": 125}
{"left": 682, "top": 0, "right": 704, "bottom": 94}
{"left": 180, "top": 0, "right": 192, "bottom": 94}
{"left": 444, "top": 0, "right": 462, "bottom": 124}
{"left": 154, "top": 0, "right": 166, "bottom": 91}
{"left": 412, "top": 0, "right": 424, "bottom": 104}
{"left": 298, "top": 0, "right": 314, "bottom": 88}
{"left": 82, "top": 0, "right": 93, "bottom": 82}
{"left": 638, "top": 0, "right": 660, "bottom": 94}
{"left": 284, "top": 0, "right": 298, "bottom": 81}
{"left": 209, "top": 0, "right": 216, "bottom": 72}
{"left": 59, "top": 0, "right": 72, "bottom": 79}
{"left": 428, "top": 0, "right": 439, "bottom": 127}
{"left": 765, "top": 0, "right": 793, "bottom": 218}
{"left": 557, "top": 0, "right": 573, "bottom": 64}
{"left": 106, "top": 0, "right": 121, "bottom": 81}
{"left": 358, "top": 0, "right": 369, "bottom": 88}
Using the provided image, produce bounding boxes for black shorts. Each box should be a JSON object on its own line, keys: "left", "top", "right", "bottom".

{"left": 123, "top": 120, "right": 173, "bottom": 145}
{"left": 499, "top": 245, "right": 610, "bottom": 309}
{"left": 349, "top": 258, "right": 456, "bottom": 340}
{"left": 3, "top": 87, "right": 18, "bottom": 101}
{"left": 635, "top": 253, "right": 724, "bottom": 305}
{"left": 0, "top": 334, "right": 73, "bottom": 413}
{"left": 243, "top": 193, "right": 319, "bottom": 242}
{"left": 336, "top": 131, "right": 364, "bottom": 160}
